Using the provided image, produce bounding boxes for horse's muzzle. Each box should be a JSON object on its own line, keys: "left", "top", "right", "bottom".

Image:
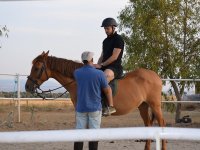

{"left": 25, "top": 83, "right": 35, "bottom": 93}
{"left": 25, "top": 76, "right": 40, "bottom": 93}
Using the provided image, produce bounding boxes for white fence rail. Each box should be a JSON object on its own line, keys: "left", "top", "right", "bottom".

{"left": 162, "top": 79, "right": 200, "bottom": 81}
{"left": 0, "top": 127, "right": 200, "bottom": 150}
{"left": 162, "top": 100, "right": 200, "bottom": 103}
{"left": 0, "top": 98, "right": 70, "bottom": 101}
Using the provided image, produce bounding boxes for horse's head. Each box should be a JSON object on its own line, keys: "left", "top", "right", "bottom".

{"left": 25, "top": 51, "right": 50, "bottom": 93}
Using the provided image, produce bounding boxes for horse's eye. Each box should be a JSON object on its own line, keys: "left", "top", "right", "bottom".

{"left": 34, "top": 68, "right": 39, "bottom": 72}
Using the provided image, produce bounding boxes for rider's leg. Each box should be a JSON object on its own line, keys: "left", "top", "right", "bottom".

{"left": 104, "top": 69, "right": 114, "bottom": 107}
{"left": 104, "top": 86, "right": 114, "bottom": 106}
{"left": 103, "top": 69, "right": 116, "bottom": 115}
{"left": 104, "top": 69, "right": 114, "bottom": 82}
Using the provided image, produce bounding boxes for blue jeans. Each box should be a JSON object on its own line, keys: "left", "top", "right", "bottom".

{"left": 74, "top": 111, "right": 102, "bottom": 150}
{"left": 75, "top": 111, "right": 102, "bottom": 129}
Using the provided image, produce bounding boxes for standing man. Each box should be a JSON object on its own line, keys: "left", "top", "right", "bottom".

{"left": 73, "top": 51, "right": 116, "bottom": 150}
{"left": 94, "top": 17, "right": 124, "bottom": 82}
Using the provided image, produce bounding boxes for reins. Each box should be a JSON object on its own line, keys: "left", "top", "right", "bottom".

{"left": 35, "top": 80, "right": 74, "bottom": 100}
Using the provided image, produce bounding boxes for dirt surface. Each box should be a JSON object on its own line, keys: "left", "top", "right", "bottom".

{"left": 0, "top": 100, "right": 200, "bottom": 150}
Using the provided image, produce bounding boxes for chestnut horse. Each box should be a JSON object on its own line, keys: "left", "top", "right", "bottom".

{"left": 25, "top": 51, "right": 166, "bottom": 150}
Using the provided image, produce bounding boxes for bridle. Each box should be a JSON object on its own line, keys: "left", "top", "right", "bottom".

{"left": 27, "top": 60, "right": 74, "bottom": 100}
{"left": 27, "top": 60, "right": 49, "bottom": 88}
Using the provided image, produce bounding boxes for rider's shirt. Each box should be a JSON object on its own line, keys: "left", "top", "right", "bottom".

{"left": 102, "top": 32, "right": 124, "bottom": 68}
{"left": 102, "top": 32, "right": 124, "bottom": 78}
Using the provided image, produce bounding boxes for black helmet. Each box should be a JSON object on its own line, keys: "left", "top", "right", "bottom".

{"left": 101, "top": 18, "right": 118, "bottom": 27}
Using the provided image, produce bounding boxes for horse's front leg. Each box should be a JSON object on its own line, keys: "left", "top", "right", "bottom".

{"left": 138, "top": 102, "right": 152, "bottom": 150}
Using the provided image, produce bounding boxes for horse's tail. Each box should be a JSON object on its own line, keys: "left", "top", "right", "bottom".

{"left": 150, "top": 112, "right": 155, "bottom": 126}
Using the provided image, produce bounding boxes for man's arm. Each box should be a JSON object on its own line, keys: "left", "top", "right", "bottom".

{"left": 102, "top": 48, "right": 121, "bottom": 66}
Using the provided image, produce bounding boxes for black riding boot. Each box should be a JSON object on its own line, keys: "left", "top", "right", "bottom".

{"left": 89, "top": 141, "right": 98, "bottom": 150}
{"left": 74, "top": 142, "right": 83, "bottom": 150}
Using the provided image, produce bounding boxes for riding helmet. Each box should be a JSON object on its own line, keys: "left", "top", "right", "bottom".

{"left": 101, "top": 18, "right": 118, "bottom": 27}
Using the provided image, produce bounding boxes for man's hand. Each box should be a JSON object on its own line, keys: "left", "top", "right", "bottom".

{"left": 93, "top": 64, "right": 102, "bottom": 69}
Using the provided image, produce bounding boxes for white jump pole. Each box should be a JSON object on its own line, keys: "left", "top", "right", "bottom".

{"left": 0, "top": 127, "right": 200, "bottom": 150}
{"left": 17, "top": 74, "right": 21, "bottom": 123}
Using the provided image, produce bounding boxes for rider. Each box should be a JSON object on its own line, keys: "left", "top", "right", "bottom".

{"left": 95, "top": 17, "right": 124, "bottom": 81}
{"left": 94, "top": 17, "right": 124, "bottom": 115}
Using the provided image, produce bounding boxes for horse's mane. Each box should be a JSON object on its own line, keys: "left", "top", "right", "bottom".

{"left": 32, "top": 55, "right": 84, "bottom": 78}
{"left": 32, "top": 55, "right": 43, "bottom": 64}
{"left": 48, "top": 56, "right": 84, "bottom": 78}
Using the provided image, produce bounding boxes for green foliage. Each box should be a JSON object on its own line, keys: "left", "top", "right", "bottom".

{"left": 195, "top": 82, "right": 200, "bottom": 94}
{"left": 163, "top": 102, "right": 176, "bottom": 113}
{"left": 119, "top": 0, "right": 200, "bottom": 82}
{"left": 162, "top": 92, "right": 176, "bottom": 113}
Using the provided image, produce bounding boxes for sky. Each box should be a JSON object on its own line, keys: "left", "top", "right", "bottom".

{"left": 0, "top": 0, "right": 196, "bottom": 94}
{"left": 0, "top": 0, "right": 129, "bottom": 75}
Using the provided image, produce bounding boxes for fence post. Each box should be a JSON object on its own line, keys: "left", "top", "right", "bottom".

{"left": 155, "top": 132, "right": 161, "bottom": 150}
{"left": 17, "top": 74, "right": 21, "bottom": 123}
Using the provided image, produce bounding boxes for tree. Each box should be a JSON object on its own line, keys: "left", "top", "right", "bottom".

{"left": 195, "top": 82, "right": 200, "bottom": 94}
{"left": 118, "top": 0, "right": 200, "bottom": 122}
{"left": 0, "top": 25, "right": 9, "bottom": 48}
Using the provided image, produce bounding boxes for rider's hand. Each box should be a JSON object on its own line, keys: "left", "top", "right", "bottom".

{"left": 93, "top": 64, "right": 102, "bottom": 69}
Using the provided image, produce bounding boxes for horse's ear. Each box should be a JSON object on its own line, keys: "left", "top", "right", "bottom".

{"left": 41, "top": 51, "right": 45, "bottom": 55}
{"left": 45, "top": 50, "right": 49, "bottom": 55}
{"left": 43, "top": 50, "right": 49, "bottom": 59}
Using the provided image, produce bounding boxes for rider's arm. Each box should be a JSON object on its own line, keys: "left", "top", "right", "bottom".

{"left": 101, "top": 48, "right": 121, "bottom": 66}
{"left": 97, "top": 51, "right": 103, "bottom": 65}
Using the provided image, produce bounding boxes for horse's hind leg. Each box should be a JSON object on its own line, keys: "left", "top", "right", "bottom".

{"left": 149, "top": 102, "right": 166, "bottom": 150}
{"left": 138, "top": 102, "right": 152, "bottom": 150}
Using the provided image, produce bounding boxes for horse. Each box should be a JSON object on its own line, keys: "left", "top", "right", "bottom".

{"left": 25, "top": 51, "right": 166, "bottom": 150}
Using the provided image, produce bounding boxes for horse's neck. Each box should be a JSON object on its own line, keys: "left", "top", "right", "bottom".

{"left": 46, "top": 56, "right": 83, "bottom": 106}
{"left": 47, "top": 56, "right": 83, "bottom": 79}
{"left": 51, "top": 71, "right": 75, "bottom": 91}
{"left": 51, "top": 71, "right": 77, "bottom": 106}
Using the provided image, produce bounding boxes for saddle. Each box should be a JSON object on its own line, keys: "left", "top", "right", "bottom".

{"left": 101, "top": 74, "right": 125, "bottom": 108}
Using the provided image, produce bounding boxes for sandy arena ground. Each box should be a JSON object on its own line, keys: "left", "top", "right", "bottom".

{"left": 0, "top": 100, "right": 200, "bottom": 150}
